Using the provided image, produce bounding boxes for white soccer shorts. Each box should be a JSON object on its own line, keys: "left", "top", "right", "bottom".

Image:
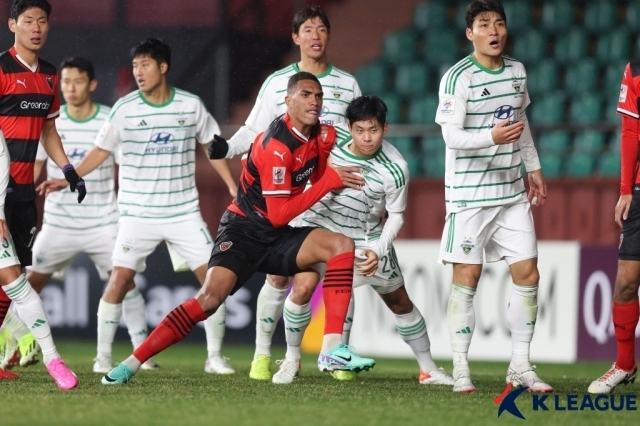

{"left": 311, "top": 245, "right": 405, "bottom": 294}
{"left": 438, "top": 201, "right": 538, "bottom": 266}
{"left": 29, "top": 224, "right": 117, "bottom": 280}
{"left": 112, "top": 217, "right": 213, "bottom": 272}
{"left": 0, "top": 234, "right": 22, "bottom": 270}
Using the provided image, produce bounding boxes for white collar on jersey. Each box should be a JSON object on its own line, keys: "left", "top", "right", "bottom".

{"left": 291, "top": 126, "right": 309, "bottom": 142}
{"left": 15, "top": 53, "right": 38, "bottom": 73}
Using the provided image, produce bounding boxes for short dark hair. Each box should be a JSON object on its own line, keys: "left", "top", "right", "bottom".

{"left": 287, "top": 72, "right": 321, "bottom": 94}
{"left": 11, "top": 0, "right": 52, "bottom": 20}
{"left": 465, "top": 0, "right": 506, "bottom": 29}
{"left": 346, "top": 96, "right": 388, "bottom": 127}
{"left": 130, "top": 38, "right": 171, "bottom": 72}
{"left": 60, "top": 57, "right": 95, "bottom": 81}
{"left": 292, "top": 6, "right": 330, "bottom": 34}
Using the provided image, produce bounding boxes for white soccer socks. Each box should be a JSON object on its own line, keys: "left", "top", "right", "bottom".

{"left": 122, "top": 288, "right": 148, "bottom": 349}
{"left": 342, "top": 297, "right": 354, "bottom": 345}
{"left": 507, "top": 283, "right": 538, "bottom": 367}
{"left": 254, "top": 280, "right": 287, "bottom": 360}
{"left": 97, "top": 299, "right": 122, "bottom": 359}
{"left": 447, "top": 284, "right": 477, "bottom": 367}
{"left": 283, "top": 297, "right": 311, "bottom": 362}
{"left": 204, "top": 301, "right": 227, "bottom": 358}
{"left": 395, "top": 306, "right": 437, "bottom": 373}
{"left": 3, "top": 274, "right": 59, "bottom": 364}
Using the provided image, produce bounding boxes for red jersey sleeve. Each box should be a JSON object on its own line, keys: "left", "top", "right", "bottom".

{"left": 258, "top": 140, "right": 294, "bottom": 197}
{"left": 618, "top": 63, "right": 639, "bottom": 119}
{"left": 46, "top": 74, "right": 60, "bottom": 120}
{"left": 619, "top": 62, "right": 640, "bottom": 195}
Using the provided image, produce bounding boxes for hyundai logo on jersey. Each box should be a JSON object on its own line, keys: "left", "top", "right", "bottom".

{"left": 320, "top": 105, "right": 330, "bottom": 117}
{"left": 494, "top": 105, "right": 515, "bottom": 120}
{"left": 150, "top": 132, "right": 175, "bottom": 144}
{"left": 67, "top": 148, "right": 87, "bottom": 160}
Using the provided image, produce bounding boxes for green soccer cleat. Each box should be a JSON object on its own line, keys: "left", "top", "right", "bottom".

{"left": 0, "top": 329, "right": 18, "bottom": 370}
{"left": 317, "top": 344, "right": 375, "bottom": 373}
{"left": 249, "top": 354, "right": 272, "bottom": 380}
{"left": 331, "top": 370, "right": 357, "bottom": 381}
{"left": 18, "top": 333, "right": 40, "bottom": 366}
{"left": 102, "top": 364, "right": 135, "bottom": 385}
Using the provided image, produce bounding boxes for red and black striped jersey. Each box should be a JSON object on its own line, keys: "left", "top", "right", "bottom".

{"left": 229, "top": 113, "right": 326, "bottom": 226}
{"left": 0, "top": 46, "right": 60, "bottom": 200}
{"left": 617, "top": 60, "right": 640, "bottom": 194}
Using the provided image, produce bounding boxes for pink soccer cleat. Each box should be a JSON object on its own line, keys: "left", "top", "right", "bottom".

{"left": 46, "top": 358, "right": 78, "bottom": 390}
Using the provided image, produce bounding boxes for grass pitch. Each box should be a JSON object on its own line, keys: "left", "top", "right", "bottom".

{"left": 0, "top": 340, "right": 637, "bottom": 426}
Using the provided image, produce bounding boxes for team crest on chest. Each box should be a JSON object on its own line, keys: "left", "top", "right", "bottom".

{"left": 512, "top": 79, "right": 521, "bottom": 93}
{"left": 332, "top": 91, "right": 342, "bottom": 99}
{"left": 177, "top": 115, "right": 187, "bottom": 126}
{"left": 46, "top": 76, "right": 54, "bottom": 92}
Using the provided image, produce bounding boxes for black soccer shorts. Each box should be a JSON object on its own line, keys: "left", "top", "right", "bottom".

{"left": 208, "top": 211, "right": 316, "bottom": 294}
{"left": 4, "top": 198, "right": 37, "bottom": 267}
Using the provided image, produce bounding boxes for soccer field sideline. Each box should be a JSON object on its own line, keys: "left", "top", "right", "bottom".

{"left": 0, "top": 340, "right": 637, "bottom": 426}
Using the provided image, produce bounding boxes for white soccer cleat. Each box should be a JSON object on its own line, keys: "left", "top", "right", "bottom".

{"left": 588, "top": 364, "right": 637, "bottom": 394}
{"left": 419, "top": 367, "right": 454, "bottom": 385}
{"left": 93, "top": 356, "right": 113, "bottom": 374}
{"left": 506, "top": 364, "right": 553, "bottom": 393}
{"left": 204, "top": 355, "right": 236, "bottom": 374}
{"left": 272, "top": 359, "right": 301, "bottom": 384}
{"left": 452, "top": 365, "right": 476, "bottom": 393}
{"left": 140, "top": 358, "right": 159, "bottom": 370}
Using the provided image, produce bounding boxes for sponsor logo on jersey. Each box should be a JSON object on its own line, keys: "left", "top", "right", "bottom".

{"left": 620, "top": 84, "right": 628, "bottom": 103}
{"left": 273, "top": 166, "right": 285, "bottom": 184}
{"left": 461, "top": 237, "right": 474, "bottom": 254}
{"left": 35, "top": 253, "right": 45, "bottom": 265}
{"left": 150, "top": 132, "right": 174, "bottom": 144}
{"left": 320, "top": 105, "right": 330, "bottom": 117}
{"left": 20, "top": 100, "right": 50, "bottom": 110}
{"left": 273, "top": 150, "right": 286, "bottom": 161}
{"left": 146, "top": 132, "right": 178, "bottom": 153}
{"left": 293, "top": 165, "right": 315, "bottom": 182}
{"left": 67, "top": 148, "right": 87, "bottom": 161}
{"left": 46, "top": 76, "right": 54, "bottom": 91}
{"left": 440, "top": 97, "right": 455, "bottom": 115}
{"left": 16, "top": 79, "right": 26, "bottom": 88}
{"left": 219, "top": 241, "right": 233, "bottom": 251}
{"left": 489, "top": 105, "right": 517, "bottom": 129}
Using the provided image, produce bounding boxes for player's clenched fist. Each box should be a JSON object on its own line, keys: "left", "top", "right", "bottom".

{"left": 62, "top": 164, "right": 86, "bottom": 203}
{"left": 491, "top": 119, "right": 524, "bottom": 145}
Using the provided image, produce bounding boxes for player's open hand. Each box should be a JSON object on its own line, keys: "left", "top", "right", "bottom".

{"left": 528, "top": 169, "right": 547, "bottom": 207}
{"left": 615, "top": 194, "right": 633, "bottom": 228}
{"left": 491, "top": 119, "right": 524, "bottom": 144}
{"left": 332, "top": 166, "right": 364, "bottom": 190}
{"left": 0, "top": 219, "right": 9, "bottom": 243}
{"left": 356, "top": 249, "right": 378, "bottom": 277}
{"left": 37, "top": 178, "right": 68, "bottom": 197}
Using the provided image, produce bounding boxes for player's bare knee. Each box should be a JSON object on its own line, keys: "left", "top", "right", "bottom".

{"left": 268, "top": 274, "right": 289, "bottom": 290}
{"left": 452, "top": 264, "right": 482, "bottom": 287}
{"left": 614, "top": 278, "right": 640, "bottom": 303}
{"left": 331, "top": 234, "right": 355, "bottom": 256}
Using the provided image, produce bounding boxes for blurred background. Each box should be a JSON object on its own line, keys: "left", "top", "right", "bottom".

{"left": 0, "top": 0, "right": 637, "bottom": 362}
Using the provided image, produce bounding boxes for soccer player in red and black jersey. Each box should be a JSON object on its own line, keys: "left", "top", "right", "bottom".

{"left": 0, "top": 0, "right": 84, "bottom": 388}
{"left": 588, "top": 61, "right": 640, "bottom": 393}
{"left": 102, "top": 72, "right": 376, "bottom": 385}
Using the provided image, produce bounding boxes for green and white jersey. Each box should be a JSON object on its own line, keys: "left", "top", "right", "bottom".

{"left": 226, "top": 63, "right": 361, "bottom": 158}
{"left": 94, "top": 87, "right": 220, "bottom": 223}
{"left": 36, "top": 104, "right": 118, "bottom": 231}
{"left": 435, "top": 55, "right": 529, "bottom": 214}
{"left": 302, "top": 124, "right": 409, "bottom": 256}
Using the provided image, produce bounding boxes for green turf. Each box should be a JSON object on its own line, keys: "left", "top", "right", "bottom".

{"left": 0, "top": 341, "right": 637, "bottom": 426}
